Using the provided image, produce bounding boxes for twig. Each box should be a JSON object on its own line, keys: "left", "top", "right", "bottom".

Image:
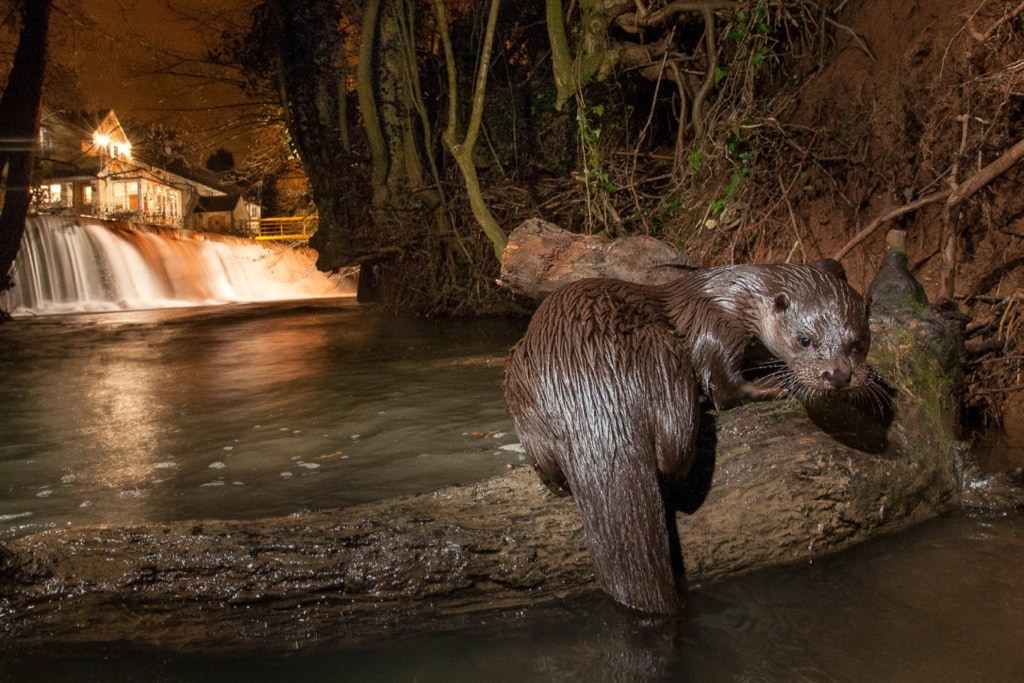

{"left": 824, "top": 18, "right": 875, "bottom": 61}
{"left": 629, "top": 31, "right": 676, "bottom": 234}
{"left": 834, "top": 135, "right": 1024, "bottom": 263}
{"left": 778, "top": 174, "right": 805, "bottom": 263}
{"left": 938, "top": 115, "right": 973, "bottom": 299}
{"left": 832, "top": 190, "right": 951, "bottom": 261}
{"left": 965, "top": 337, "right": 1006, "bottom": 357}
{"left": 947, "top": 136, "right": 1024, "bottom": 209}
{"left": 997, "top": 292, "right": 1023, "bottom": 341}
{"left": 691, "top": 7, "right": 718, "bottom": 140}
{"left": 615, "top": 1, "right": 740, "bottom": 30}
{"left": 982, "top": 0, "right": 1024, "bottom": 41}
{"left": 973, "top": 383, "right": 1024, "bottom": 396}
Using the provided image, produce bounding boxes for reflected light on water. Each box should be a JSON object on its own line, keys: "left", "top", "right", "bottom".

{"left": 80, "top": 356, "right": 169, "bottom": 514}
{"left": 0, "top": 301, "right": 526, "bottom": 536}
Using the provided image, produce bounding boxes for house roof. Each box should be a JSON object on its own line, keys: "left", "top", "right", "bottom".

{"left": 163, "top": 159, "right": 239, "bottom": 195}
{"left": 194, "top": 194, "right": 243, "bottom": 213}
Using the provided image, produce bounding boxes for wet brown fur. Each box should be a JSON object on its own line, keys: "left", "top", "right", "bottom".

{"left": 503, "top": 263, "right": 871, "bottom": 615}
{"left": 663, "top": 263, "right": 872, "bottom": 409}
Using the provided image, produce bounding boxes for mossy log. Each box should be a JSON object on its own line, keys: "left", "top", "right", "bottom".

{"left": 0, "top": 295, "right": 988, "bottom": 651}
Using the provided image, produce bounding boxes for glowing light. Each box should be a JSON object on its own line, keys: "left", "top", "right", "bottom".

{"left": 92, "top": 132, "right": 132, "bottom": 161}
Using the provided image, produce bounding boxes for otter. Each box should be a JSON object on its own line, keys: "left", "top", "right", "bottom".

{"left": 663, "top": 262, "right": 872, "bottom": 410}
{"left": 503, "top": 261, "right": 872, "bottom": 616}
{"left": 504, "top": 278, "right": 700, "bottom": 615}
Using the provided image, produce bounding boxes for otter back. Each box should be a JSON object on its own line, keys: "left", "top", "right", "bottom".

{"left": 504, "top": 278, "right": 697, "bottom": 615}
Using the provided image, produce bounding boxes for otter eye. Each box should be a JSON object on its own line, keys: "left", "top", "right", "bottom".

{"left": 799, "top": 336, "right": 813, "bottom": 349}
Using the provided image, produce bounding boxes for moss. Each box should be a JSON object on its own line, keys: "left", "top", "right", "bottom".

{"left": 867, "top": 307, "right": 966, "bottom": 488}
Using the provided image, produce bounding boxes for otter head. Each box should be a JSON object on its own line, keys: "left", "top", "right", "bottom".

{"left": 759, "top": 269, "right": 872, "bottom": 398}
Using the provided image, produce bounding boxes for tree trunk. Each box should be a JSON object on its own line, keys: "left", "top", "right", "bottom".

{"left": 1, "top": 284, "right": 993, "bottom": 649}
{"left": 268, "top": 0, "right": 371, "bottom": 271}
{"left": 546, "top": 0, "right": 624, "bottom": 110}
{"left": 437, "top": 0, "right": 507, "bottom": 261}
{"left": 377, "top": 0, "right": 426, "bottom": 203}
{"left": 545, "top": 0, "right": 574, "bottom": 110}
{"left": 0, "top": 0, "right": 51, "bottom": 299}
{"left": 357, "top": 0, "right": 389, "bottom": 204}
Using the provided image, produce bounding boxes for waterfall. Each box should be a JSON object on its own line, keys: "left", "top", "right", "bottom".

{"left": 1, "top": 215, "right": 349, "bottom": 317}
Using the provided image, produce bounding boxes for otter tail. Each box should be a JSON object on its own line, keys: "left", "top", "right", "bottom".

{"left": 563, "top": 438, "right": 685, "bottom": 615}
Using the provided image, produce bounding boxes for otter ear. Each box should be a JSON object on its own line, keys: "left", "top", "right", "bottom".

{"left": 773, "top": 293, "right": 790, "bottom": 312}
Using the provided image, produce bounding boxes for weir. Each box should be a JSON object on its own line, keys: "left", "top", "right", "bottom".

{"left": 1, "top": 215, "right": 348, "bottom": 317}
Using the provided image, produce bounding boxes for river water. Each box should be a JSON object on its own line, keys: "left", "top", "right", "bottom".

{"left": 0, "top": 299, "right": 526, "bottom": 537}
{"left": 2, "top": 300, "right": 1023, "bottom": 681}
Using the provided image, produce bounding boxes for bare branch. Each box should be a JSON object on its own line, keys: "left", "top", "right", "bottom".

{"left": 832, "top": 190, "right": 952, "bottom": 262}
{"left": 614, "top": 1, "right": 739, "bottom": 32}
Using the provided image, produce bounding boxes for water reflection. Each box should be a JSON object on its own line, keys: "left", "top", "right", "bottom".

{"left": 0, "top": 300, "right": 527, "bottom": 537}
{"left": 81, "top": 354, "right": 169, "bottom": 512}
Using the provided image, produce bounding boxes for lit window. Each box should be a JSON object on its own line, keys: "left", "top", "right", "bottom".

{"left": 38, "top": 126, "right": 52, "bottom": 155}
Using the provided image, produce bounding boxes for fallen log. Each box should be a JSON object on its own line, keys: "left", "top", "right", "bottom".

{"left": 4, "top": 224, "right": 1013, "bottom": 651}
{"left": 497, "top": 217, "right": 691, "bottom": 298}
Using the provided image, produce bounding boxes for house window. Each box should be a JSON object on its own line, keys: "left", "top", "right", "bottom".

{"left": 38, "top": 126, "right": 52, "bottom": 156}
{"left": 145, "top": 185, "right": 182, "bottom": 219}
{"left": 83, "top": 185, "right": 93, "bottom": 205}
{"left": 112, "top": 181, "right": 140, "bottom": 211}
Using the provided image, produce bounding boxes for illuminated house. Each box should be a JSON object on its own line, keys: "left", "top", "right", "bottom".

{"left": 33, "top": 109, "right": 260, "bottom": 234}
{"left": 194, "top": 193, "right": 261, "bottom": 234}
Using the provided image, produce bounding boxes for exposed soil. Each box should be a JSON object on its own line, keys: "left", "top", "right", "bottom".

{"left": 712, "top": 0, "right": 1024, "bottom": 465}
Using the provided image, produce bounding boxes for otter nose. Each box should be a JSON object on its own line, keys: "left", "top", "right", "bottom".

{"left": 822, "top": 368, "right": 851, "bottom": 388}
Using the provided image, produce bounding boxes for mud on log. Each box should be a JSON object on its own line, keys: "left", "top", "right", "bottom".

{"left": 0, "top": 295, "right": 980, "bottom": 651}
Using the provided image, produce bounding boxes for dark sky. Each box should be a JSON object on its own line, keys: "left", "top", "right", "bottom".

{"left": 64, "top": 0, "right": 256, "bottom": 159}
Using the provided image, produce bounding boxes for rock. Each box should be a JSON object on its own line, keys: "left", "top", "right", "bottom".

{"left": 868, "top": 229, "right": 929, "bottom": 314}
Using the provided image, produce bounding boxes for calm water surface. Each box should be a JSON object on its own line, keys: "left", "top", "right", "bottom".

{"left": 0, "top": 299, "right": 527, "bottom": 537}
{"left": 1, "top": 300, "right": 1023, "bottom": 681}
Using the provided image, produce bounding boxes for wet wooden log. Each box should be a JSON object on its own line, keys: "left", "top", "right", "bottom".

{"left": 498, "top": 217, "right": 691, "bottom": 298}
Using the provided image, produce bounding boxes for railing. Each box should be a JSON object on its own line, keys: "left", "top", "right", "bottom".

{"left": 79, "top": 203, "right": 184, "bottom": 229}
{"left": 255, "top": 216, "right": 318, "bottom": 242}
{"left": 34, "top": 202, "right": 185, "bottom": 229}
